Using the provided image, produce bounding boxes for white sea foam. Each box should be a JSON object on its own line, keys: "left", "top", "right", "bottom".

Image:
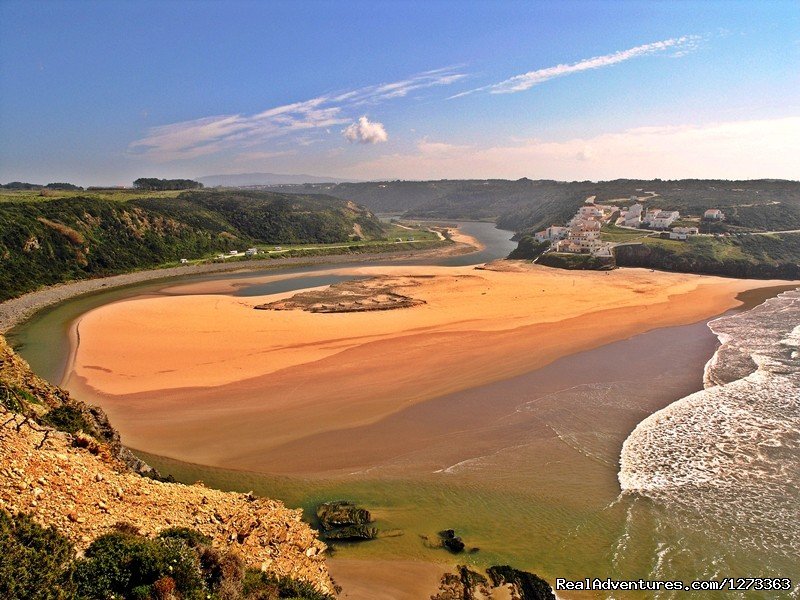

{"left": 619, "top": 288, "right": 800, "bottom": 561}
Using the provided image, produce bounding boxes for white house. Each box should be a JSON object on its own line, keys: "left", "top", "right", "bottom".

{"left": 534, "top": 225, "right": 569, "bottom": 242}
{"left": 577, "top": 205, "right": 603, "bottom": 220}
{"left": 704, "top": 209, "right": 724, "bottom": 220}
{"left": 644, "top": 210, "right": 680, "bottom": 229}
{"left": 622, "top": 203, "right": 643, "bottom": 227}
{"left": 672, "top": 226, "right": 699, "bottom": 235}
{"left": 245, "top": 247, "right": 258, "bottom": 256}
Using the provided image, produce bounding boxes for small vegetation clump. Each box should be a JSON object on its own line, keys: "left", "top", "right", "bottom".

{"left": 507, "top": 235, "right": 549, "bottom": 260}
{"left": 41, "top": 405, "right": 91, "bottom": 435}
{"left": 0, "top": 511, "right": 335, "bottom": 600}
{"left": 132, "top": 178, "right": 204, "bottom": 191}
{"left": 0, "top": 511, "right": 76, "bottom": 600}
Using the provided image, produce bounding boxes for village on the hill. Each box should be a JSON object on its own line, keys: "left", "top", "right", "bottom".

{"left": 533, "top": 195, "right": 725, "bottom": 258}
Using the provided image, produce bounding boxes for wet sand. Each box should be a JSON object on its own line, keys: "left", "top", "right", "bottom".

{"left": 329, "top": 559, "right": 450, "bottom": 600}
{"left": 64, "top": 262, "right": 789, "bottom": 473}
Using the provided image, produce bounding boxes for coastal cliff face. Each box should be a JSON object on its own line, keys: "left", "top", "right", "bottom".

{"left": 614, "top": 241, "right": 800, "bottom": 279}
{"left": 0, "top": 337, "right": 334, "bottom": 596}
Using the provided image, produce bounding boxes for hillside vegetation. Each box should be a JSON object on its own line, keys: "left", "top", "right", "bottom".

{"left": 267, "top": 179, "right": 800, "bottom": 234}
{"left": 614, "top": 233, "right": 800, "bottom": 279}
{"left": 0, "top": 189, "right": 383, "bottom": 301}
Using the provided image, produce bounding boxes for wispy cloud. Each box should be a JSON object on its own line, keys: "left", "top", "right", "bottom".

{"left": 342, "top": 117, "right": 800, "bottom": 181}
{"left": 343, "top": 116, "right": 388, "bottom": 144}
{"left": 450, "top": 36, "right": 701, "bottom": 98}
{"left": 130, "top": 68, "right": 463, "bottom": 161}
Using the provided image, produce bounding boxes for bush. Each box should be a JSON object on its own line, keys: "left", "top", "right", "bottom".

{"left": 42, "top": 405, "right": 91, "bottom": 434}
{"left": 242, "top": 570, "right": 336, "bottom": 600}
{"left": 0, "top": 511, "right": 76, "bottom": 600}
{"left": 158, "top": 526, "right": 212, "bottom": 548}
{"left": 73, "top": 531, "right": 204, "bottom": 599}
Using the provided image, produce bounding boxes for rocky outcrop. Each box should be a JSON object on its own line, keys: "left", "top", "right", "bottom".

{"left": 256, "top": 276, "right": 426, "bottom": 313}
{"left": 431, "top": 565, "right": 555, "bottom": 600}
{"left": 537, "top": 252, "right": 615, "bottom": 271}
{"left": 0, "top": 408, "right": 334, "bottom": 595}
{"left": 315, "top": 501, "right": 377, "bottom": 542}
{"left": 438, "top": 529, "right": 466, "bottom": 553}
{"left": 507, "top": 236, "right": 549, "bottom": 260}
{"left": 0, "top": 337, "right": 334, "bottom": 596}
{"left": 487, "top": 566, "right": 555, "bottom": 600}
{"left": 0, "top": 337, "right": 155, "bottom": 476}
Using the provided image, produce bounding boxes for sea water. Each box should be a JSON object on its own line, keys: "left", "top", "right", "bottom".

{"left": 619, "top": 289, "right": 800, "bottom": 597}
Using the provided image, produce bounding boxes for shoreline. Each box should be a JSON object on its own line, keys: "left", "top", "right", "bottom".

{"left": 62, "top": 264, "right": 795, "bottom": 473}
{"left": 0, "top": 234, "right": 478, "bottom": 334}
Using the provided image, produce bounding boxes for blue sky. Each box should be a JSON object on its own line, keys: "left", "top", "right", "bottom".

{"left": 1, "top": 0, "right": 798, "bottom": 185}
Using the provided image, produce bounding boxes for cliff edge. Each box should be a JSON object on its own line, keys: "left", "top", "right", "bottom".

{"left": 0, "top": 337, "right": 334, "bottom": 596}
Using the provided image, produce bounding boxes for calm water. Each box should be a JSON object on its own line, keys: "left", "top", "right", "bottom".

{"left": 10, "top": 222, "right": 797, "bottom": 597}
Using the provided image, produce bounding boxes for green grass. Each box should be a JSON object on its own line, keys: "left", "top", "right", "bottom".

{"left": 640, "top": 236, "right": 751, "bottom": 261}
{"left": 599, "top": 224, "right": 653, "bottom": 243}
{"left": 0, "top": 188, "right": 184, "bottom": 204}
{"left": 380, "top": 223, "right": 441, "bottom": 242}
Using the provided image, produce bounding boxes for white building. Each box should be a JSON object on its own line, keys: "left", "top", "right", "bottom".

{"left": 704, "top": 209, "right": 724, "bottom": 220}
{"left": 245, "top": 247, "right": 258, "bottom": 256}
{"left": 643, "top": 210, "right": 680, "bottom": 229}
{"left": 577, "top": 205, "right": 603, "bottom": 220}
{"left": 621, "top": 203, "right": 643, "bottom": 227}
{"left": 534, "top": 225, "right": 569, "bottom": 243}
{"left": 672, "top": 226, "right": 699, "bottom": 235}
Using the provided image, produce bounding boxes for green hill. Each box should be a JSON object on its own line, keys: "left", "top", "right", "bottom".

{"left": 269, "top": 178, "right": 800, "bottom": 234}
{"left": 0, "top": 189, "right": 383, "bottom": 301}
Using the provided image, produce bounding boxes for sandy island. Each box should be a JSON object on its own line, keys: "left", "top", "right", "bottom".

{"left": 63, "top": 261, "right": 790, "bottom": 474}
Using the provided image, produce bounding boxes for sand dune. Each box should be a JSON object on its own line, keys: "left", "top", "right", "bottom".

{"left": 65, "top": 263, "right": 786, "bottom": 472}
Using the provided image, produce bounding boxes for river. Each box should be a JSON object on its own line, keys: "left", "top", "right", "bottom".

{"left": 8, "top": 222, "right": 797, "bottom": 598}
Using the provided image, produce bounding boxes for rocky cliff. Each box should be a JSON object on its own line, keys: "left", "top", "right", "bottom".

{"left": 0, "top": 337, "right": 334, "bottom": 596}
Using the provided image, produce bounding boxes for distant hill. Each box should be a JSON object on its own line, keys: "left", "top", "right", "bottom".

{"left": 197, "top": 172, "right": 358, "bottom": 187}
{"left": 0, "top": 189, "right": 383, "bottom": 301}
{"left": 276, "top": 178, "right": 800, "bottom": 234}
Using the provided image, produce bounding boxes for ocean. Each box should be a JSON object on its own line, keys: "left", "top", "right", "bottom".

{"left": 619, "top": 289, "right": 800, "bottom": 597}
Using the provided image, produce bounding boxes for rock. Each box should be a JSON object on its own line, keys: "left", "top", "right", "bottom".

{"left": 431, "top": 565, "right": 491, "bottom": 600}
{"left": 323, "top": 525, "right": 378, "bottom": 541}
{"left": 486, "top": 566, "right": 555, "bottom": 600}
{"left": 315, "top": 500, "right": 371, "bottom": 531}
{"left": 438, "top": 529, "right": 466, "bottom": 553}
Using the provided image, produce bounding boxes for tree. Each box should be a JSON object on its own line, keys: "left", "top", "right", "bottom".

{"left": 132, "top": 178, "right": 203, "bottom": 191}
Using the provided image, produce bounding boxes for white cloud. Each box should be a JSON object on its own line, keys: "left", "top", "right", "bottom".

{"left": 129, "top": 68, "right": 463, "bottom": 162}
{"left": 343, "top": 116, "right": 388, "bottom": 144}
{"left": 450, "top": 36, "right": 701, "bottom": 98}
{"left": 416, "top": 139, "right": 472, "bottom": 155}
{"left": 340, "top": 117, "right": 800, "bottom": 181}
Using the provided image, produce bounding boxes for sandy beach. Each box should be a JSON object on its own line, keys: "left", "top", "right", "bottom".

{"left": 64, "top": 262, "right": 788, "bottom": 473}
{"left": 0, "top": 231, "right": 474, "bottom": 334}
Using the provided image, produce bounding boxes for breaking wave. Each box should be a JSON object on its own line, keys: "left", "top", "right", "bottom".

{"left": 619, "top": 288, "right": 800, "bottom": 573}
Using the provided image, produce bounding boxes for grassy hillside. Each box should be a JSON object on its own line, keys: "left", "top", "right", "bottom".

{"left": 268, "top": 179, "right": 800, "bottom": 234}
{"left": 614, "top": 233, "right": 800, "bottom": 279}
{"left": 0, "top": 189, "right": 383, "bottom": 301}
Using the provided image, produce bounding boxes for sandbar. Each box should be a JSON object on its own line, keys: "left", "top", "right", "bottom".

{"left": 65, "top": 262, "right": 791, "bottom": 472}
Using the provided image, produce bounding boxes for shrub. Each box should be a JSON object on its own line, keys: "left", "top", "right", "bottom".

{"left": 73, "top": 531, "right": 204, "bottom": 599}
{"left": 42, "top": 405, "right": 91, "bottom": 434}
{"left": 242, "top": 570, "right": 336, "bottom": 600}
{"left": 158, "top": 526, "right": 212, "bottom": 548}
{"left": 0, "top": 510, "right": 76, "bottom": 600}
